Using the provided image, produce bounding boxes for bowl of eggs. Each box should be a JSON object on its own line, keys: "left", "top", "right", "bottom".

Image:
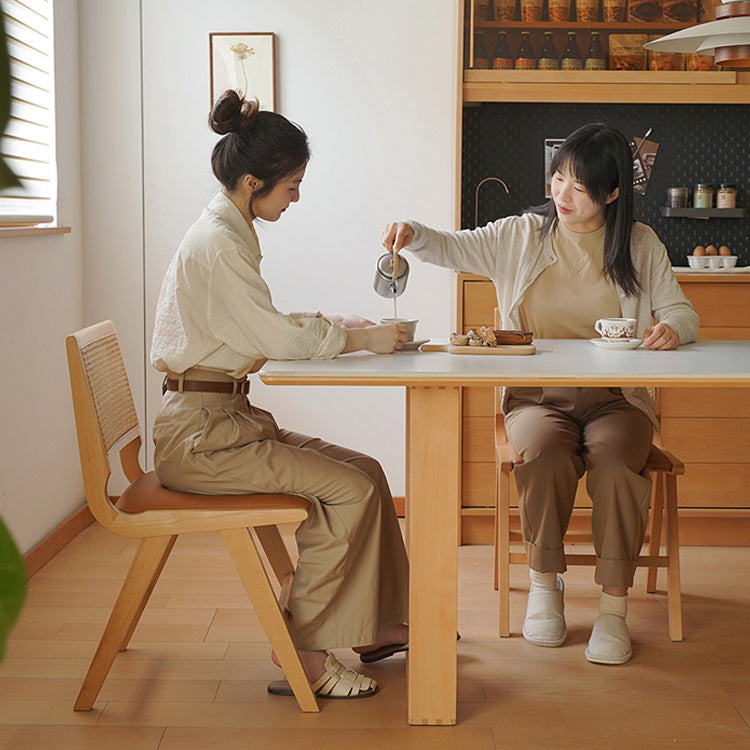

{"left": 687, "top": 245, "right": 737, "bottom": 270}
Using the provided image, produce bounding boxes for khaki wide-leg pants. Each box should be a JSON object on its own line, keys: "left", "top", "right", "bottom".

{"left": 152, "top": 390, "right": 409, "bottom": 651}
{"left": 503, "top": 387, "right": 653, "bottom": 587}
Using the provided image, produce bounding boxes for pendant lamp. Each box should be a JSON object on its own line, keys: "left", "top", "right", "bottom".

{"left": 643, "top": 1, "right": 750, "bottom": 68}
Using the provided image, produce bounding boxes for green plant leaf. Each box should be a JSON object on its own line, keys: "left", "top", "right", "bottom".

{"left": 0, "top": 518, "right": 27, "bottom": 661}
{"left": 0, "top": 10, "right": 21, "bottom": 190}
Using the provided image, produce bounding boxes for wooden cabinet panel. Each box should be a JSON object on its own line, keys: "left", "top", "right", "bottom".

{"left": 660, "top": 418, "right": 750, "bottom": 463}
{"left": 463, "top": 280, "right": 496, "bottom": 329}
{"left": 462, "top": 416, "right": 494, "bottom": 463}
{"left": 462, "top": 386, "right": 495, "bottom": 417}
{"left": 698, "top": 327, "right": 750, "bottom": 340}
{"left": 680, "top": 282, "right": 750, "bottom": 328}
{"left": 671, "top": 464, "right": 750, "bottom": 509}
{"left": 660, "top": 388, "right": 750, "bottom": 418}
{"left": 462, "top": 461, "right": 495, "bottom": 508}
{"left": 461, "top": 461, "right": 591, "bottom": 508}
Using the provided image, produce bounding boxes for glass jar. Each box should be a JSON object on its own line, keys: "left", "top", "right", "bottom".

{"left": 717, "top": 183, "right": 737, "bottom": 209}
{"left": 693, "top": 183, "right": 714, "bottom": 208}
{"left": 666, "top": 186, "right": 689, "bottom": 208}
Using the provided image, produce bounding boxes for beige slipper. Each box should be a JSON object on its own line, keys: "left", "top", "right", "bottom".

{"left": 268, "top": 653, "right": 378, "bottom": 700}
{"left": 523, "top": 575, "right": 567, "bottom": 647}
{"left": 585, "top": 593, "right": 632, "bottom": 665}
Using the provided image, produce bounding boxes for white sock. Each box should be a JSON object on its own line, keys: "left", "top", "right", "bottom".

{"left": 529, "top": 569, "right": 558, "bottom": 591}
{"left": 599, "top": 591, "right": 628, "bottom": 618}
{"left": 585, "top": 592, "right": 631, "bottom": 665}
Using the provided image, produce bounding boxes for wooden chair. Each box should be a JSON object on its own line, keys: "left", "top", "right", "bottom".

{"left": 493, "top": 405, "right": 685, "bottom": 644}
{"left": 66, "top": 320, "right": 318, "bottom": 712}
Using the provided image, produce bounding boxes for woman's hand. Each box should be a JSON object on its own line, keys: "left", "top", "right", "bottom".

{"left": 642, "top": 322, "right": 679, "bottom": 350}
{"left": 341, "top": 323, "right": 409, "bottom": 354}
{"left": 381, "top": 222, "right": 414, "bottom": 253}
{"left": 327, "top": 313, "right": 375, "bottom": 329}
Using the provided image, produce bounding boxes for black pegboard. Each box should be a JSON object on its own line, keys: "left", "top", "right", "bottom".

{"left": 462, "top": 102, "right": 750, "bottom": 266}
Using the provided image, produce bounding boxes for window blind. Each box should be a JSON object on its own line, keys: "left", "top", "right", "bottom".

{"left": 0, "top": 0, "right": 55, "bottom": 225}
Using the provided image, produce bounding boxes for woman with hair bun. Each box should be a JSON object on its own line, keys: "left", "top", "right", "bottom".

{"left": 151, "top": 90, "right": 409, "bottom": 700}
{"left": 382, "top": 122, "right": 698, "bottom": 666}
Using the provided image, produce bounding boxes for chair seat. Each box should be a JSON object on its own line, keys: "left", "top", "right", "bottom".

{"left": 117, "top": 471, "right": 311, "bottom": 514}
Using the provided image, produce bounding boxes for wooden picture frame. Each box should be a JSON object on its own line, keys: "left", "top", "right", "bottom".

{"left": 209, "top": 32, "right": 276, "bottom": 111}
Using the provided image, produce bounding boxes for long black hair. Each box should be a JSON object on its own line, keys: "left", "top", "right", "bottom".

{"left": 208, "top": 90, "right": 310, "bottom": 217}
{"left": 527, "top": 122, "right": 641, "bottom": 296}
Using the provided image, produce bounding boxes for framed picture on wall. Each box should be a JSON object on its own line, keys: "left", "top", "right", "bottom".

{"left": 209, "top": 32, "right": 276, "bottom": 111}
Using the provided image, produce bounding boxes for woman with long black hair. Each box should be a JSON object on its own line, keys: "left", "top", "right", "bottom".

{"left": 381, "top": 122, "right": 698, "bottom": 665}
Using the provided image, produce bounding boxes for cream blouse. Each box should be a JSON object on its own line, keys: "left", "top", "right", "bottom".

{"left": 151, "top": 192, "right": 346, "bottom": 379}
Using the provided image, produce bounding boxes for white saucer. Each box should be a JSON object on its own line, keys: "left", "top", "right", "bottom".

{"left": 398, "top": 339, "right": 429, "bottom": 351}
{"left": 590, "top": 338, "right": 642, "bottom": 350}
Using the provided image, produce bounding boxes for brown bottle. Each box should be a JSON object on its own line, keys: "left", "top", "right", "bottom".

{"left": 492, "top": 31, "right": 514, "bottom": 70}
{"left": 584, "top": 31, "right": 606, "bottom": 70}
{"left": 515, "top": 31, "right": 537, "bottom": 70}
{"left": 473, "top": 31, "right": 489, "bottom": 69}
{"left": 561, "top": 32, "right": 583, "bottom": 70}
{"left": 537, "top": 31, "right": 560, "bottom": 70}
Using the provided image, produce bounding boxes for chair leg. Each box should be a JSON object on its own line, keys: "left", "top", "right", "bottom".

{"left": 497, "top": 466, "right": 512, "bottom": 638}
{"left": 254, "top": 524, "right": 295, "bottom": 586}
{"left": 117, "top": 537, "right": 176, "bottom": 652}
{"left": 74, "top": 535, "right": 176, "bottom": 711}
{"left": 221, "top": 527, "right": 319, "bottom": 713}
{"left": 646, "top": 472, "right": 665, "bottom": 594}
{"left": 664, "top": 474, "right": 683, "bottom": 642}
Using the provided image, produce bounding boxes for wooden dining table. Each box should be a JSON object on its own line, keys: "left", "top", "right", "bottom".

{"left": 260, "top": 338, "right": 750, "bottom": 725}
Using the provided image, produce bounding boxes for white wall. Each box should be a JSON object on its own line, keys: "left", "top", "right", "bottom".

{"left": 0, "top": 0, "right": 85, "bottom": 551}
{"left": 139, "top": 0, "right": 458, "bottom": 494}
{"left": 3, "top": 0, "right": 458, "bottom": 553}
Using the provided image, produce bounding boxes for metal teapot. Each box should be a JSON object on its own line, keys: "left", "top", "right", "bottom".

{"left": 374, "top": 252, "right": 410, "bottom": 298}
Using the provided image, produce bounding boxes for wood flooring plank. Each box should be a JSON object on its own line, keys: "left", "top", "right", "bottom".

{"left": 2, "top": 523, "right": 750, "bottom": 749}
{"left": 0, "top": 725, "right": 164, "bottom": 750}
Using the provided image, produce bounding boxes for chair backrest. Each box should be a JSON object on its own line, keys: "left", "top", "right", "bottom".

{"left": 66, "top": 320, "right": 142, "bottom": 529}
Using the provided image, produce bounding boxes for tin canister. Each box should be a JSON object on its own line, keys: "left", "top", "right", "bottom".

{"left": 667, "top": 187, "right": 689, "bottom": 208}
{"left": 374, "top": 253, "right": 410, "bottom": 297}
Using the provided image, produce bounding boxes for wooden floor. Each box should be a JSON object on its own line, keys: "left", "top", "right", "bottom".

{"left": 2, "top": 522, "right": 750, "bottom": 750}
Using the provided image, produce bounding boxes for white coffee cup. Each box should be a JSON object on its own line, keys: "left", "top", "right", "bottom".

{"left": 380, "top": 318, "right": 418, "bottom": 342}
{"left": 594, "top": 317, "right": 636, "bottom": 339}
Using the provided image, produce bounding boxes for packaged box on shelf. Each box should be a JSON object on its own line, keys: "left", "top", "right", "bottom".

{"left": 686, "top": 53, "right": 718, "bottom": 70}
{"left": 663, "top": 0, "right": 698, "bottom": 22}
{"left": 609, "top": 34, "right": 648, "bottom": 70}
{"left": 648, "top": 35, "right": 685, "bottom": 70}
{"left": 628, "top": 0, "right": 663, "bottom": 22}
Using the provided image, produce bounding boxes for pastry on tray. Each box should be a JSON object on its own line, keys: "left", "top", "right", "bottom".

{"left": 450, "top": 328, "right": 534, "bottom": 347}
{"left": 493, "top": 330, "right": 534, "bottom": 345}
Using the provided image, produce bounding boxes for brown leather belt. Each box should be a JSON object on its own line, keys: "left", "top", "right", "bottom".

{"left": 163, "top": 377, "right": 249, "bottom": 395}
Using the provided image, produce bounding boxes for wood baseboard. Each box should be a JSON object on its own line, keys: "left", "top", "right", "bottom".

{"left": 24, "top": 504, "right": 95, "bottom": 577}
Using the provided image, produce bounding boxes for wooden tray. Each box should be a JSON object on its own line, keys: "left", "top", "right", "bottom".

{"left": 421, "top": 342, "right": 536, "bottom": 356}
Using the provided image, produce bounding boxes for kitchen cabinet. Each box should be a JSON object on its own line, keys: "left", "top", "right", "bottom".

{"left": 462, "top": 1, "right": 750, "bottom": 104}
{"left": 454, "top": 272, "right": 750, "bottom": 545}
{"left": 451, "top": 2, "right": 750, "bottom": 544}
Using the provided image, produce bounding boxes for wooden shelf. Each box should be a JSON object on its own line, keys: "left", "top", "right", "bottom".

{"left": 463, "top": 70, "right": 750, "bottom": 103}
{"left": 471, "top": 21, "right": 694, "bottom": 31}
{"left": 661, "top": 207, "right": 746, "bottom": 219}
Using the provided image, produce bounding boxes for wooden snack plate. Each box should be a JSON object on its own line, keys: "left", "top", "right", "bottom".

{"left": 421, "top": 342, "right": 536, "bottom": 356}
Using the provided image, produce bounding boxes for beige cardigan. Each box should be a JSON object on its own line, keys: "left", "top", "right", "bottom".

{"left": 407, "top": 213, "right": 700, "bottom": 427}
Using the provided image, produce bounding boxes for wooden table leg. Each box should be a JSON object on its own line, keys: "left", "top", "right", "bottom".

{"left": 405, "top": 385, "right": 461, "bottom": 725}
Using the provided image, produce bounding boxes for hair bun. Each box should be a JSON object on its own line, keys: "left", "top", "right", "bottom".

{"left": 208, "top": 90, "right": 259, "bottom": 135}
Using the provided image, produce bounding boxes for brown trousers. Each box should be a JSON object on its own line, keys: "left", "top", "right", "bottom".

{"left": 152, "top": 390, "right": 409, "bottom": 651}
{"left": 503, "top": 387, "right": 653, "bottom": 587}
